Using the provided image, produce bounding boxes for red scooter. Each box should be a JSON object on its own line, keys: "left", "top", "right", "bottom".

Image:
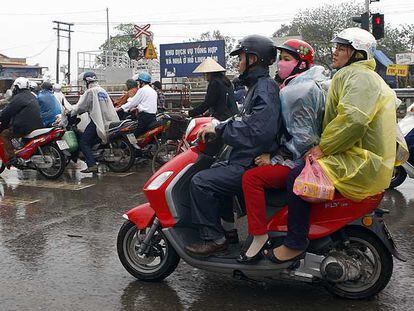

{"left": 117, "top": 117, "right": 406, "bottom": 299}
{"left": 0, "top": 127, "right": 67, "bottom": 179}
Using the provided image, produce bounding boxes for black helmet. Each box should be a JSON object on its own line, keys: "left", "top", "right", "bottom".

{"left": 230, "top": 35, "right": 277, "bottom": 66}
{"left": 152, "top": 81, "right": 162, "bottom": 90}
{"left": 41, "top": 81, "right": 53, "bottom": 91}
{"left": 81, "top": 71, "right": 98, "bottom": 83}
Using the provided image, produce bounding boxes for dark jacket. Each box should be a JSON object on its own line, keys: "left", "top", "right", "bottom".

{"left": 0, "top": 90, "right": 43, "bottom": 135}
{"left": 215, "top": 67, "right": 281, "bottom": 167}
{"left": 189, "top": 74, "right": 238, "bottom": 121}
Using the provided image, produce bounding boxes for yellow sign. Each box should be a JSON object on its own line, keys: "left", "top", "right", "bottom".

{"left": 386, "top": 64, "right": 409, "bottom": 77}
{"left": 145, "top": 41, "right": 158, "bottom": 60}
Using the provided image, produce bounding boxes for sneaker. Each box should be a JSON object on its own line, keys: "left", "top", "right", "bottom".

{"left": 80, "top": 165, "right": 98, "bottom": 173}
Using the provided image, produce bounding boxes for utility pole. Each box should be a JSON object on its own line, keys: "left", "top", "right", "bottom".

{"left": 53, "top": 21, "right": 74, "bottom": 84}
{"left": 106, "top": 8, "right": 110, "bottom": 51}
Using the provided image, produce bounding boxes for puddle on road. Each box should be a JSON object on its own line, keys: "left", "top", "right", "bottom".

{"left": 0, "top": 179, "right": 95, "bottom": 191}
{"left": 0, "top": 197, "right": 40, "bottom": 207}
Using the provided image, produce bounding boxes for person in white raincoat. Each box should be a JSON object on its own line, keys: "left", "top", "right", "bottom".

{"left": 70, "top": 71, "right": 119, "bottom": 173}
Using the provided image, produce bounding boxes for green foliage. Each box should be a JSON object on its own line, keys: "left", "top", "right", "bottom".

{"left": 99, "top": 23, "right": 140, "bottom": 52}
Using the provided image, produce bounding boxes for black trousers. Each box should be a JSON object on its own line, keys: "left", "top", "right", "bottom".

{"left": 190, "top": 163, "right": 245, "bottom": 241}
{"left": 284, "top": 161, "right": 310, "bottom": 250}
{"left": 134, "top": 112, "right": 156, "bottom": 137}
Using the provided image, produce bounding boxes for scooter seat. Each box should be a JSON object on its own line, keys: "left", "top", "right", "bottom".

{"left": 109, "top": 120, "right": 130, "bottom": 130}
{"left": 147, "top": 120, "right": 163, "bottom": 130}
{"left": 24, "top": 128, "right": 54, "bottom": 139}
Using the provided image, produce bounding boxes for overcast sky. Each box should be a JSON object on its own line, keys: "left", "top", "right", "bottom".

{"left": 0, "top": 0, "right": 412, "bottom": 81}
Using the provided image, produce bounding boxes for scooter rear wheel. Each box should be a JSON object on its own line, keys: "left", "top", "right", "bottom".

{"left": 37, "top": 143, "right": 66, "bottom": 179}
{"left": 106, "top": 137, "right": 135, "bottom": 173}
{"left": 324, "top": 227, "right": 393, "bottom": 299}
{"left": 117, "top": 220, "right": 180, "bottom": 281}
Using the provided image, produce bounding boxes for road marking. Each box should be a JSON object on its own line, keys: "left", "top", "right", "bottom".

{"left": 0, "top": 197, "right": 40, "bottom": 207}
{"left": 0, "top": 179, "right": 95, "bottom": 191}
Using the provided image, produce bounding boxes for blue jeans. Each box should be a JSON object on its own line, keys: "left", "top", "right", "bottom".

{"left": 284, "top": 162, "right": 310, "bottom": 251}
{"left": 190, "top": 164, "right": 245, "bottom": 241}
{"left": 79, "top": 121, "right": 100, "bottom": 167}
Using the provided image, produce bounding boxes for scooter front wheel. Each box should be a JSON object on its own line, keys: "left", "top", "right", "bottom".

{"left": 117, "top": 220, "right": 180, "bottom": 281}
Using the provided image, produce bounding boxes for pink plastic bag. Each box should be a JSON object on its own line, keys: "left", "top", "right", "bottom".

{"left": 293, "top": 155, "right": 335, "bottom": 203}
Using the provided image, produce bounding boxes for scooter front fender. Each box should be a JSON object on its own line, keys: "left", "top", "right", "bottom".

{"left": 123, "top": 202, "right": 155, "bottom": 229}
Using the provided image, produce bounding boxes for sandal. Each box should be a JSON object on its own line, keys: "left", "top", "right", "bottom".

{"left": 262, "top": 247, "right": 306, "bottom": 264}
{"left": 236, "top": 239, "right": 271, "bottom": 264}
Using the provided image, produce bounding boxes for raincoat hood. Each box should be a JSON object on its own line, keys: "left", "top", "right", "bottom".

{"left": 279, "top": 65, "right": 327, "bottom": 159}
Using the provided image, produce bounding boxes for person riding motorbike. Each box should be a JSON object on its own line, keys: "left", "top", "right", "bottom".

{"left": 113, "top": 79, "right": 139, "bottom": 109}
{"left": 239, "top": 39, "right": 327, "bottom": 263}
{"left": 188, "top": 57, "right": 238, "bottom": 121}
{"left": 0, "top": 77, "right": 43, "bottom": 166}
{"left": 185, "top": 35, "right": 281, "bottom": 256}
{"left": 70, "top": 71, "right": 119, "bottom": 173}
{"left": 37, "top": 81, "right": 62, "bottom": 127}
{"left": 53, "top": 83, "right": 71, "bottom": 112}
{"left": 263, "top": 27, "right": 397, "bottom": 263}
{"left": 152, "top": 81, "right": 166, "bottom": 112}
{"left": 117, "top": 72, "right": 157, "bottom": 137}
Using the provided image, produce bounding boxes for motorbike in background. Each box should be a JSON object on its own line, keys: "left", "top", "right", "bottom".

{"left": 66, "top": 117, "right": 138, "bottom": 173}
{"left": 0, "top": 126, "right": 67, "bottom": 179}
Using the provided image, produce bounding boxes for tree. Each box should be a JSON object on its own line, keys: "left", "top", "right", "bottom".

{"left": 99, "top": 23, "right": 141, "bottom": 53}
{"left": 272, "top": 2, "right": 414, "bottom": 69}
{"left": 189, "top": 30, "right": 238, "bottom": 72}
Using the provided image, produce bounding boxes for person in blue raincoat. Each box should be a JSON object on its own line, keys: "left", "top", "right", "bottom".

{"left": 37, "top": 81, "right": 62, "bottom": 127}
{"left": 185, "top": 35, "right": 281, "bottom": 256}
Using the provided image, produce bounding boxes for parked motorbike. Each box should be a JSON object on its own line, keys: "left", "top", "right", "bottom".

{"left": 67, "top": 117, "right": 138, "bottom": 172}
{"left": 0, "top": 127, "right": 67, "bottom": 179}
{"left": 117, "top": 117, "right": 405, "bottom": 299}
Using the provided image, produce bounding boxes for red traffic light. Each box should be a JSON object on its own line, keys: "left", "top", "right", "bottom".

{"left": 372, "top": 13, "right": 384, "bottom": 40}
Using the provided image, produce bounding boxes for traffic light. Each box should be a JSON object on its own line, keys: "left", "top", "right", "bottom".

{"left": 372, "top": 13, "right": 385, "bottom": 40}
{"left": 352, "top": 12, "right": 369, "bottom": 31}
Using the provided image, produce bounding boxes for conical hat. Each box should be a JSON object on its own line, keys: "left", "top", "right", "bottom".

{"left": 193, "top": 57, "right": 226, "bottom": 73}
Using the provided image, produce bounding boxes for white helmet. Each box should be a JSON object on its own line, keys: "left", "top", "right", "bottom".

{"left": 53, "top": 83, "right": 62, "bottom": 92}
{"left": 29, "top": 81, "right": 38, "bottom": 91}
{"left": 331, "top": 27, "right": 377, "bottom": 60}
{"left": 12, "top": 77, "right": 30, "bottom": 90}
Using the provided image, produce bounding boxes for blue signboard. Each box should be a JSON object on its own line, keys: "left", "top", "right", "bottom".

{"left": 160, "top": 40, "right": 225, "bottom": 78}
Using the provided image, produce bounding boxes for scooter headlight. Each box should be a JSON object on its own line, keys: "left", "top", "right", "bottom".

{"left": 147, "top": 171, "right": 174, "bottom": 190}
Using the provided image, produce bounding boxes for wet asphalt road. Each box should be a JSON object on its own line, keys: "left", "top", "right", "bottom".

{"left": 0, "top": 162, "right": 413, "bottom": 311}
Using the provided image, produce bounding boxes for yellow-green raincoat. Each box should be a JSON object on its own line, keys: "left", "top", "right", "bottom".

{"left": 318, "top": 59, "right": 396, "bottom": 201}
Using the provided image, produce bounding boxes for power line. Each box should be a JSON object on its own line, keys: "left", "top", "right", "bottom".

{"left": 0, "top": 9, "right": 104, "bottom": 16}
{"left": 26, "top": 40, "right": 57, "bottom": 58}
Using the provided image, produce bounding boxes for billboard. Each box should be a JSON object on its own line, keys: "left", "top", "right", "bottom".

{"left": 160, "top": 40, "right": 225, "bottom": 78}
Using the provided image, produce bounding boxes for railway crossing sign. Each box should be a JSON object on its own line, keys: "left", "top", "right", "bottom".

{"left": 134, "top": 24, "right": 151, "bottom": 38}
